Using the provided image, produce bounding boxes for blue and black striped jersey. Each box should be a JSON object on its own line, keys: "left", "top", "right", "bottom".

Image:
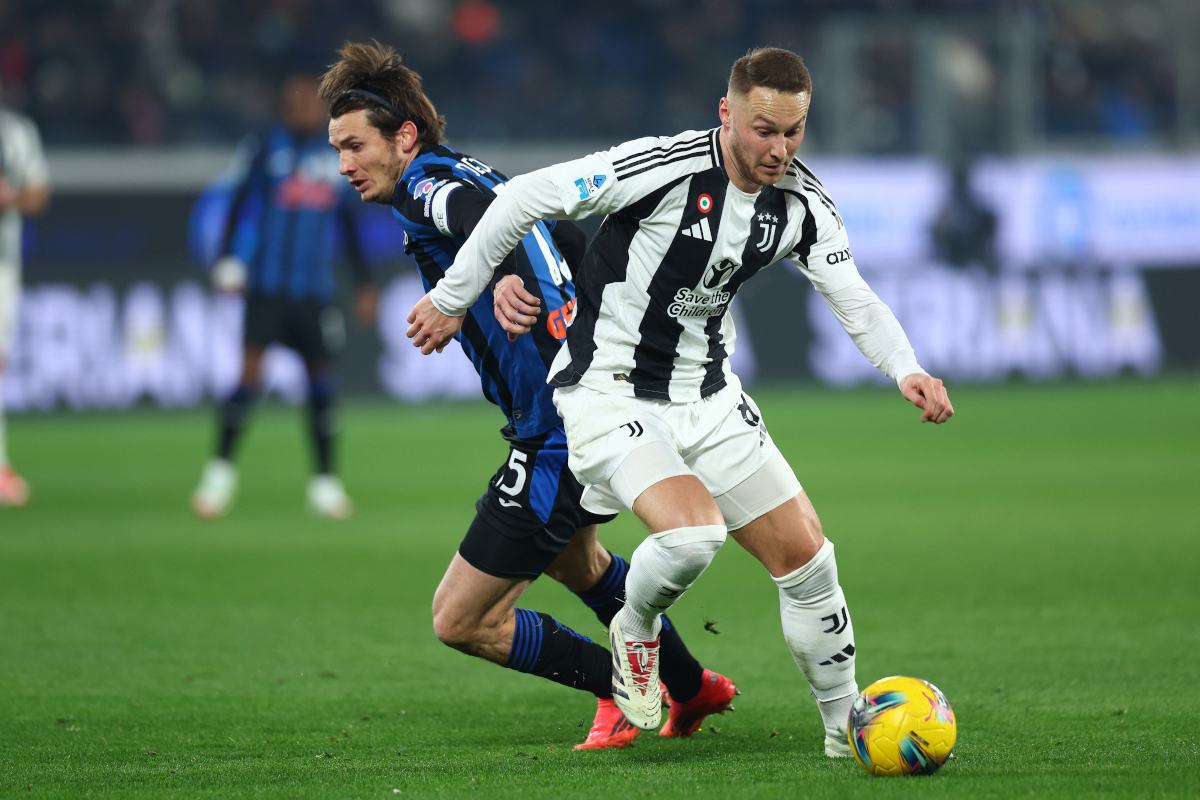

{"left": 391, "top": 144, "right": 580, "bottom": 440}
{"left": 222, "top": 124, "right": 370, "bottom": 302}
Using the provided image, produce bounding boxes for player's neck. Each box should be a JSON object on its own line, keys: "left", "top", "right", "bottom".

{"left": 718, "top": 131, "right": 763, "bottom": 195}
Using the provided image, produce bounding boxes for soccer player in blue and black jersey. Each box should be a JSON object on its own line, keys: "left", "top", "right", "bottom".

{"left": 191, "top": 74, "right": 379, "bottom": 520}
{"left": 319, "top": 41, "right": 736, "bottom": 749}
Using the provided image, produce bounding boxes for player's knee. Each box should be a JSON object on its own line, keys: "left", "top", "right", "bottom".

{"left": 431, "top": 607, "right": 483, "bottom": 653}
{"left": 543, "top": 535, "right": 608, "bottom": 591}
{"left": 638, "top": 524, "right": 728, "bottom": 585}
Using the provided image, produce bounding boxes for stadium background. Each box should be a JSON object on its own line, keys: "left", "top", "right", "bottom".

{"left": 2, "top": 1, "right": 1198, "bottom": 798}
{"left": 5, "top": 0, "right": 1200, "bottom": 408}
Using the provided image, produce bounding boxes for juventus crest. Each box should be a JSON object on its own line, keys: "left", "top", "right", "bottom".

{"left": 754, "top": 212, "right": 780, "bottom": 253}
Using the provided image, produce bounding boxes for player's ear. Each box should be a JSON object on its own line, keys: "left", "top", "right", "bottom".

{"left": 718, "top": 96, "right": 732, "bottom": 126}
{"left": 397, "top": 120, "right": 421, "bottom": 154}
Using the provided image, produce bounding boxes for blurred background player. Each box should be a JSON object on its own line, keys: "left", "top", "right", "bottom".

{"left": 320, "top": 41, "right": 735, "bottom": 749}
{"left": 0, "top": 82, "right": 50, "bottom": 508}
{"left": 191, "top": 73, "right": 378, "bottom": 520}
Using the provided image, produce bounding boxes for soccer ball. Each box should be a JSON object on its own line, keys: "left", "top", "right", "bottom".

{"left": 848, "top": 675, "right": 957, "bottom": 776}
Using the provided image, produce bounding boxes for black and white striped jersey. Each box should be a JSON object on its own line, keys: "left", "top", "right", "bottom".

{"left": 430, "top": 127, "right": 923, "bottom": 402}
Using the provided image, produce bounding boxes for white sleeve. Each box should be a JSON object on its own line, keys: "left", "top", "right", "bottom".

{"left": 429, "top": 133, "right": 711, "bottom": 316}
{"left": 790, "top": 204, "right": 924, "bottom": 385}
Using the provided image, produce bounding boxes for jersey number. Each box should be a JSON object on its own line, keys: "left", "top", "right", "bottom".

{"left": 457, "top": 157, "right": 493, "bottom": 177}
{"left": 494, "top": 449, "right": 529, "bottom": 506}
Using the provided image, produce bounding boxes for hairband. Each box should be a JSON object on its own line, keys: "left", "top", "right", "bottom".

{"left": 341, "top": 88, "right": 420, "bottom": 129}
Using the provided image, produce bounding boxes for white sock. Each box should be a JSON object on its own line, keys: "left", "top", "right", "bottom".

{"left": 617, "top": 524, "right": 727, "bottom": 640}
{"left": 774, "top": 538, "right": 858, "bottom": 737}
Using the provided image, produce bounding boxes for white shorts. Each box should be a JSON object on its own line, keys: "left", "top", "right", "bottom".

{"left": 553, "top": 381, "right": 801, "bottom": 527}
{"left": 0, "top": 263, "right": 19, "bottom": 357}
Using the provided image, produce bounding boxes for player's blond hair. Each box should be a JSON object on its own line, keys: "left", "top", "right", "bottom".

{"left": 319, "top": 40, "right": 446, "bottom": 145}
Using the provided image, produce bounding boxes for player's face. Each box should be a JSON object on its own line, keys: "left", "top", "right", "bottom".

{"left": 281, "top": 75, "right": 325, "bottom": 135}
{"left": 720, "top": 86, "right": 809, "bottom": 191}
{"left": 328, "top": 110, "right": 412, "bottom": 204}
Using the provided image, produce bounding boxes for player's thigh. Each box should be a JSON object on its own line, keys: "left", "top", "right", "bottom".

{"left": 688, "top": 390, "right": 823, "bottom": 575}
{"left": 729, "top": 489, "right": 825, "bottom": 578}
{"left": 457, "top": 431, "right": 590, "bottom": 584}
{"left": 553, "top": 384, "right": 707, "bottom": 527}
{"left": 286, "top": 299, "right": 344, "bottom": 363}
{"left": 625, "top": 473, "right": 721, "bottom": 533}
{"left": 688, "top": 388, "right": 779, "bottom": 495}
{"left": 242, "top": 293, "right": 284, "bottom": 350}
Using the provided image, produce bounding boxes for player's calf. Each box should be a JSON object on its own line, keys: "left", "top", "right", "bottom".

{"left": 773, "top": 538, "right": 859, "bottom": 751}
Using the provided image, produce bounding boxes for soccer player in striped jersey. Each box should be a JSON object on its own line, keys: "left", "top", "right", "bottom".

{"left": 319, "top": 41, "right": 734, "bottom": 750}
{"left": 407, "top": 47, "right": 955, "bottom": 757}
{"left": 191, "top": 73, "right": 379, "bottom": 521}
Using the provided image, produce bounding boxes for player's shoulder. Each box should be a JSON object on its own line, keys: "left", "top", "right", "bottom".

{"left": 607, "top": 127, "right": 720, "bottom": 181}
{"left": 0, "top": 107, "right": 39, "bottom": 140}
{"left": 780, "top": 157, "right": 834, "bottom": 199}
{"left": 402, "top": 145, "right": 497, "bottom": 196}
{"left": 779, "top": 157, "right": 843, "bottom": 225}
{"left": 0, "top": 106, "right": 31, "bottom": 126}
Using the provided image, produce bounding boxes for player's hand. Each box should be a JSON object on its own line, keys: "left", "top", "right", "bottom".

{"left": 354, "top": 286, "right": 380, "bottom": 325}
{"left": 0, "top": 180, "right": 14, "bottom": 210}
{"left": 406, "top": 292, "right": 464, "bottom": 354}
{"left": 492, "top": 274, "right": 541, "bottom": 342}
{"left": 900, "top": 372, "right": 954, "bottom": 424}
{"left": 212, "top": 256, "right": 247, "bottom": 293}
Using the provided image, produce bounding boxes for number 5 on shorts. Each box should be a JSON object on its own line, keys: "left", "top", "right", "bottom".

{"left": 494, "top": 449, "right": 529, "bottom": 507}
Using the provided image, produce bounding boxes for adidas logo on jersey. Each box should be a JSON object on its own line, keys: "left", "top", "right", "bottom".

{"left": 680, "top": 217, "right": 713, "bottom": 242}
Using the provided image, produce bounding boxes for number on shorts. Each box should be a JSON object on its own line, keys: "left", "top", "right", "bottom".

{"left": 494, "top": 449, "right": 529, "bottom": 497}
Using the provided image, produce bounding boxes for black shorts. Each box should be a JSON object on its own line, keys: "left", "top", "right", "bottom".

{"left": 458, "top": 427, "right": 616, "bottom": 581}
{"left": 243, "top": 293, "right": 344, "bottom": 362}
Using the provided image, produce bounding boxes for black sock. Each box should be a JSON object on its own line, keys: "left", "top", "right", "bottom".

{"left": 506, "top": 608, "right": 612, "bottom": 698}
{"left": 306, "top": 374, "right": 336, "bottom": 475}
{"left": 216, "top": 384, "right": 257, "bottom": 460}
{"left": 574, "top": 552, "right": 705, "bottom": 703}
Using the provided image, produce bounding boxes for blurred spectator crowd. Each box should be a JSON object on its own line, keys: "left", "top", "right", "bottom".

{"left": 0, "top": 0, "right": 1187, "bottom": 150}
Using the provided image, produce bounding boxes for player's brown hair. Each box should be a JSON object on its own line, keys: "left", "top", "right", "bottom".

{"left": 728, "top": 47, "right": 812, "bottom": 98}
{"left": 318, "top": 40, "right": 446, "bottom": 145}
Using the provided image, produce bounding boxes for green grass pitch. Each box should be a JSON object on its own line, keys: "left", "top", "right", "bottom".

{"left": 2, "top": 379, "right": 1198, "bottom": 798}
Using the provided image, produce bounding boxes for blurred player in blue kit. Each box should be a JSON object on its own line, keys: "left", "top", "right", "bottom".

{"left": 319, "top": 41, "right": 736, "bottom": 749}
{"left": 191, "top": 74, "right": 379, "bottom": 520}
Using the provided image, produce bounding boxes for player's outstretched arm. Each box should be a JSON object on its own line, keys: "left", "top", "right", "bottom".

{"left": 408, "top": 135, "right": 682, "bottom": 353}
{"left": 423, "top": 166, "right": 577, "bottom": 325}
{"left": 407, "top": 169, "right": 563, "bottom": 353}
{"left": 899, "top": 373, "right": 954, "bottom": 424}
